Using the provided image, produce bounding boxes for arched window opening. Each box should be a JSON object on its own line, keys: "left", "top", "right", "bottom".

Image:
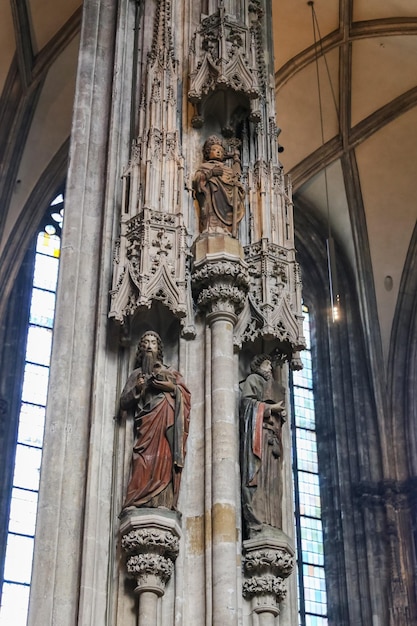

{"left": 0, "top": 194, "right": 64, "bottom": 626}
{"left": 291, "top": 305, "right": 328, "bottom": 626}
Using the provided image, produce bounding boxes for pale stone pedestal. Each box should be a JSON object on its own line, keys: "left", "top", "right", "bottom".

{"left": 242, "top": 530, "right": 295, "bottom": 625}
{"left": 192, "top": 231, "right": 245, "bottom": 264}
{"left": 120, "top": 509, "right": 181, "bottom": 626}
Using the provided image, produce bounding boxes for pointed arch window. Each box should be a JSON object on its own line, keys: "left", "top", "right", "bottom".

{"left": 0, "top": 195, "right": 64, "bottom": 626}
{"left": 291, "top": 305, "right": 328, "bottom": 626}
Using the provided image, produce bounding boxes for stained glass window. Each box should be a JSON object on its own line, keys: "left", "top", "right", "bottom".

{"left": 0, "top": 194, "right": 63, "bottom": 626}
{"left": 291, "top": 305, "right": 328, "bottom": 626}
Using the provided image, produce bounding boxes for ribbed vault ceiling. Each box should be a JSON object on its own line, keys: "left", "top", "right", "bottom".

{"left": 273, "top": 0, "right": 417, "bottom": 366}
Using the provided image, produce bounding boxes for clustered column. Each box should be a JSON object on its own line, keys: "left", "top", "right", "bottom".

{"left": 192, "top": 234, "right": 249, "bottom": 625}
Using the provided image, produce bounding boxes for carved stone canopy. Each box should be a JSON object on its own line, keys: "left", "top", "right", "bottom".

{"left": 233, "top": 240, "right": 306, "bottom": 359}
{"left": 188, "top": 5, "right": 264, "bottom": 129}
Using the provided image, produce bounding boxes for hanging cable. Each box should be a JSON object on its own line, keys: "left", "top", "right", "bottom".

{"left": 308, "top": 1, "right": 341, "bottom": 322}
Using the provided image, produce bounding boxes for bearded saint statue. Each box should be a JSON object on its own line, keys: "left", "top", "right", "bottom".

{"left": 239, "top": 354, "right": 287, "bottom": 538}
{"left": 120, "top": 331, "right": 191, "bottom": 511}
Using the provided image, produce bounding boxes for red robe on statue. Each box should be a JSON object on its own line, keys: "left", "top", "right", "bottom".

{"left": 121, "top": 366, "right": 191, "bottom": 509}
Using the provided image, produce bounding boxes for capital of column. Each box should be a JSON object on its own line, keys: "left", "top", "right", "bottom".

{"left": 242, "top": 531, "right": 295, "bottom": 615}
{"left": 120, "top": 509, "right": 181, "bottom": 596}
{"left": 191, "top": 233, "right": 249, "bottom": 319}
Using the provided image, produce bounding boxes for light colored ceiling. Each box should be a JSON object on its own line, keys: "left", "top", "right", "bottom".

{"left": 0, "top": 0, "right": 81, "bottom": 255}
{"left": 273, "top": 0, "right": 417, "bottom": 367}
{"left": 29, "top": 0, "right": 80, "bottom": 53}
{"left": 0, "top": 0, "right": 416, "bottom": 372}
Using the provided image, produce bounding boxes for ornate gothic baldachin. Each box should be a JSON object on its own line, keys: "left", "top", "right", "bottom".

{"left": 233, "top": 240, "right": 305, "bottom": 354}
{"left": 188, "top": 4, "right": 266, "bottom": 128}
{"left": 110, "top": 208, "right": 195, "bottom": 335}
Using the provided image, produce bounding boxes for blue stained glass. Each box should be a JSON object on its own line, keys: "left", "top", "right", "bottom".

{"left": 295, "top": 407, "right": 316, "bottom": 430}
{"left": 0, "top": 196, "right": 64, "bottom": 626}
{"left": 298, "top": 474, "right": 321, "bottom": 519}
{"left": 293, "top": 305, "right": 328, "bottom": 625}
{"left": 293, "top": 351, "right": 312, "bottom": 388}
{"left": 306, "top": 617, "right": 328, "bottom": 626}
{"left": 296, "top": 429, "right": 318, "bottom": 473}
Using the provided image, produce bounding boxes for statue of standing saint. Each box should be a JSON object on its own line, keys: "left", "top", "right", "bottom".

{"left": 239, "top": 354, "right": 287, "bottom": 538}
{"left": 193, "top": 135, "right": 245, "bottom": 237}
{"left": 120, "top": 331, "right": 191, "bottom": 511}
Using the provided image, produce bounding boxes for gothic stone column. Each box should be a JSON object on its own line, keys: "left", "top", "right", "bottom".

{"left": 192, "top": 233, "right": 249, "bottom": 625}
{"left": 120, "top": 509, "right": 181, "bottom": 626}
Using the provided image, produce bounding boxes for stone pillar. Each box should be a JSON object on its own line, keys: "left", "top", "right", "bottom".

{"left": 192, "top": 234, "right": 249, "bottom": 625}
{"left": 209, "top": 310, "right": 239, "bottom": 624}
{"left": 27, "top": 1, "right": 122, "bottom": 624}
{"left": 120, "top": 510, "right": 181, "bottom": 626}
{"left": 242, "top": 532, "right": 295, "bottom": 625}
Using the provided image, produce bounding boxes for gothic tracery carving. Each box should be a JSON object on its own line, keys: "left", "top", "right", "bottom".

{"left": 109, "top": 0, "right": 194, "bottom": 335}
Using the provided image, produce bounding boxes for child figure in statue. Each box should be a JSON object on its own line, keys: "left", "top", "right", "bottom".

{"left": 193, "top": 135, "right": 245, "bottom": 237}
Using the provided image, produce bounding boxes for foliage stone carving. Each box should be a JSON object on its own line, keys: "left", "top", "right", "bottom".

{"left": 125, "top": 554, "right": 174, "bottom": 584}
{"left": 242, "top": 574, "right": 287, "bottom": 602}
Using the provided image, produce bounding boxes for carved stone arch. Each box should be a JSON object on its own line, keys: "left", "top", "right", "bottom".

{"left": 294, "top": 198, "right": 389, "bottom": 625}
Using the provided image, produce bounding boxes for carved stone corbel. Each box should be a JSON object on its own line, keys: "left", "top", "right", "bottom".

{"left": 243, "top": 532, "right": 295, "bottom": 624}
{"left": 191, "top": 234, "right": 250, "bottom": 318}
{"left": 120, "top": 510, "right": 181, "bottom": 625}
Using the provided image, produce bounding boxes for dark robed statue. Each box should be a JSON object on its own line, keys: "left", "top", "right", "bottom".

{"left": 193, "top": 135, "right": 245, "bottom": 237}
{"left": 120, "top": 331, "right": 191, "bottom": 511}
{"left": 240, "top": 354, "right": 287, "bottom": 538}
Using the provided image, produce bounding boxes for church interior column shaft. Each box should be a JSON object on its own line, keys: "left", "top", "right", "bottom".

{"left": 208, "top": 311, "right": 239, "bottom": 625}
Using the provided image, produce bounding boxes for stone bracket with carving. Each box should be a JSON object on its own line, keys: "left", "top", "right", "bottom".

{"left": 242, "top": 532, "right": 295, "bottom": 617}
{"left": 120, "top": 510, "right": 181, "bottom": 597}
{"left": 191, "top": 234, "right": 250, "bottom": 317}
